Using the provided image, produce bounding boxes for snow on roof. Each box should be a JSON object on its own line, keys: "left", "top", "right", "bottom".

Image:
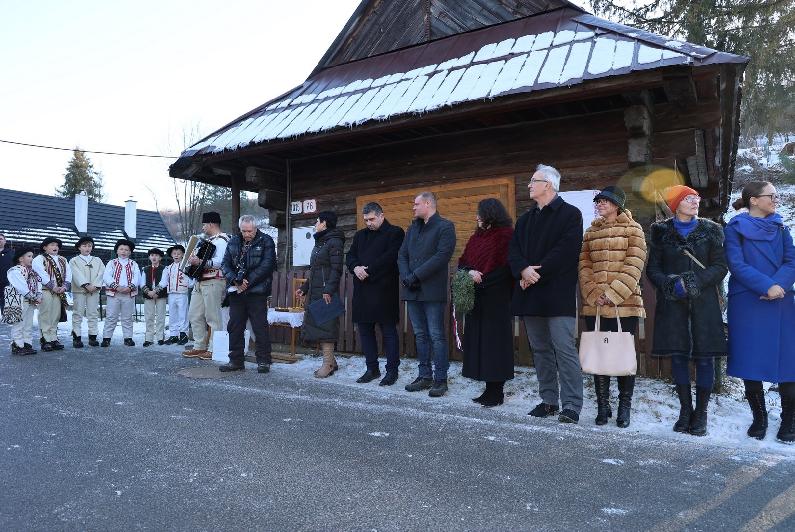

{"left": 179, "top": 10, "right": 747, "bottom": 160}
{"left": 0, "top": 188, "right": 175, "bottom": 252}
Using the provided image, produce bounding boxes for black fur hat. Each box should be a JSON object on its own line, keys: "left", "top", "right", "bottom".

{"left": 40, "top": 237, "right": 63, "bottom": 252}
{"left": 75, "top": 236, "right": 95, "bottom": 250}
{"left": 14, "top": 246, "right": 35, "bottom": 263}
{"left": 114, "top": 238, "right": 135, "bottom": 253}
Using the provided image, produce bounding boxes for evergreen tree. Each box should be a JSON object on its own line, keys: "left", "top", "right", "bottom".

{"left": 588, "top": 0, "right": 795, "bottom": 139}
{"left": 56, "top": 148, "right": 104, "bottom": 201}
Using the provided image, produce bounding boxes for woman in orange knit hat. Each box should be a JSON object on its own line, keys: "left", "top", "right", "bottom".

{"left": 646, "top": 184, "right": 728, "bottom": 437}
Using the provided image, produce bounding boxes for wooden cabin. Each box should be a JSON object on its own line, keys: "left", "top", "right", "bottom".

{"left": 169, "top": 1, "right": 749, "bottom": 377}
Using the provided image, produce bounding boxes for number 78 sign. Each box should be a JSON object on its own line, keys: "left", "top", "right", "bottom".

{"left": 289, "top": 199, "right": 318, "bottom": 215}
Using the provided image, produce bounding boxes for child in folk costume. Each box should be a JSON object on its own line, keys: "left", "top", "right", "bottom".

{"left": 32, "top": 237, "right": 71, "bottom": 352}
{"left": 4, "top": 247, "right": 42, "bottom": 355}
{"left": 102, "top": 239, "right": 142, "bottom": 347}
{"left": 160, "top": 244, "right": 193, "bottom": 345}
{"left": 140, "top": 248, "right": 168, "bottom": 347}
{"left": 69, "top": 236, "right": 105, "bottom": 348}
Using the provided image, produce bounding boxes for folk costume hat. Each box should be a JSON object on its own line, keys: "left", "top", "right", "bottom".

{"left": 75, "top": 236, "right": 95, "bottom": 250}
{"left": 664, "top": 185, "right": 699, "bottom": 213}
{"left": 166, "top": 244, "right": 185, "bottom": 257}
{"left": 40, "top": 237, "right": 63, "bottom": 252}
{"left": 202, "top": 211, "right": 222, "bottom": 224}
{"left": 594, "top": 186, "right": 626, "bottom": 210}
{"left": 14, "top": 246, "right": 35, "bottom": 263}
{"left": 114, "top": 238, "right": 135, "bottom": 253}
{"left": 147, "top": 248, "right": 165, "bottom": 257}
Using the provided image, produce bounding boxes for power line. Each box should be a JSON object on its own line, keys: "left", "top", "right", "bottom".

{"left": 0, "top": 138, "right": 180, "bottom": 159}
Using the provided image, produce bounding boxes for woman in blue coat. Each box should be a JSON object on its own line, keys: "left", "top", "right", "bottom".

{"left": 726, "top": 181, "right": 795, "bottom": 443}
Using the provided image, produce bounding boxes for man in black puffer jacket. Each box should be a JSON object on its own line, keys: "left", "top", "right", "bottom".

{"left": 220, "top": 215, "right": 277, "bottom": 373}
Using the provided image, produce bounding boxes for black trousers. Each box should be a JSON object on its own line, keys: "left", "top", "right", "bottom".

{"left": 227, "top": 292, "right": 271, "bottom": 364}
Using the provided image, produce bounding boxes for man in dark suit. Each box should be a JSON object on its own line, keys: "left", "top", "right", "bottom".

{"left": 398, "top": 192, "right": 456, "bottom": 397}
{"left": 346, "top": 202, "right": 405, "bottom": 386}
{"left": 509, "top": 164, "right": 584, "bottom": 424}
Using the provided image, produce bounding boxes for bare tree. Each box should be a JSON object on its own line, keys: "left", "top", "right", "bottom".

{"left": 160, "top": 123, "right": 209, "bottom": 243}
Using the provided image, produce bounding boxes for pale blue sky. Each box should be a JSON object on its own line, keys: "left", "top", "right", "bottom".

{"left": 0, "top": 0, "right": 361, "bottom": 210}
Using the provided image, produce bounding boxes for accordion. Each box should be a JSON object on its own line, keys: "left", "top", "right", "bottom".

{"left": 181, "top": 235, "right": 217, "bottom": 281}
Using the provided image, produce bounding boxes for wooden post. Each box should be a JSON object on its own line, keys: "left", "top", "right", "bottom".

{"left": 231, "top": 176, "right": 241, "bottom": 223}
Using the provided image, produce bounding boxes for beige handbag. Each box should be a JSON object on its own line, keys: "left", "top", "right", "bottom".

{"left": 578, "top": 306, "right": 637, "bottom": 376}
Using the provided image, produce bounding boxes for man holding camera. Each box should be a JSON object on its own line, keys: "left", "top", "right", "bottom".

{"left": 220, "top": 215, "right": 276, "bottom": 373}
{"left": 398, "top": 191, "right": 456, "bottom": 397}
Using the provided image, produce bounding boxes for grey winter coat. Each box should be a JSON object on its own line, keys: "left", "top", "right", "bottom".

{"left": 646, "top": 218, "right": 728, "bottom": 358}
{"left": 301, "top": 228, "right": 346, "bottom": 342}
{"left": 397, "top": 212, "right": 456, "bottom": 302}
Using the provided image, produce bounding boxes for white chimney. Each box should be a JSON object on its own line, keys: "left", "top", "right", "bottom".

{"left": 124, "top": 197, "right": 137, "bottom": 239}
{"left": 74, "top": 191, "right": 88, "bottom": 234}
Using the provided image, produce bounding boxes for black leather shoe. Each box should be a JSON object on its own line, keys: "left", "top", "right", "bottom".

{"left": 379, "top": 370, "right": 398, "bottom": 386}
{"left": 164, "top": 336, "right": 178, "bottom": 345}
{"left": 51, "top": 341, "right": 65, "bottom": 351}
{"left": 88, "top": 335, "right": 100, "bottom": 347}
{"left": 24, "top": 343, "right": 37, "bottom": 354}
{"left": 72, "top": 333, "right": 84, "bottom": 348}
{"left": 356, "top": 369, "right": 381, "bottom": 383}
{"left": 405, "top": 377, "right": 433, "bottom": 392}
{"left": 528, "top": 403, "right": 559, "bottom": 418}
{"left": 177, "top": 333, "right": 189, "bottom": 345}
{"left": 257, "top": 363, "right": 270, "bottom": 374}
{"left": 428, "top": 380, "right": 448, "bottom": 397}
{"left": 123, "top": 338, "right": 135, "bottom": 347}
{"left": 157, "top": 339, "right": 165, "bottom": 346}
{"left": 143, "top": 341, "right": 153, "bottom": 347}
{"left": 558, "top": 409, "right": 580, "bottom": 424}
{"left": 41, "top": 342, "right": 54, "bottom": 352}
{"left": 101, "top": 338, "right": 111, "bottom": 347}
{"left": 219, "top": 362, "right": 245, "bottom": 372}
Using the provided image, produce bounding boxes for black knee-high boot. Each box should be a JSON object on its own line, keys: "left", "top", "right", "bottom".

{"left": 689, "top": 386, "right": 711, "bottom": 436}
{"left": 593, "top": 375, "right": 612, "bottom": 425}
{"left": 616, "top": 376, "right": 635, "bottom": 428}
{"left": 744, "top": 381, "right": 768, "bottom": 440}
{"left": 674, "top": 384, "right": 693, "bottom": 433}
{"left": 777, "top": 382, "right": 795, "bottom": 443}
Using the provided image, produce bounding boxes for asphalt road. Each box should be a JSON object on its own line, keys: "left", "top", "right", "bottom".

{"left": 2, "top": 344, "right": 795, "bottom": 531}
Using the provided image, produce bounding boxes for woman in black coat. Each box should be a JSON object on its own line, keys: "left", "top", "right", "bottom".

{"left": 646, "top": 185, "right": 728, "bottom": 437}
{"left": 458, "top": 199, "right": 515, "bottom": 407}
{"left": 296, "top": 211, "right": 346, "bottom": 378}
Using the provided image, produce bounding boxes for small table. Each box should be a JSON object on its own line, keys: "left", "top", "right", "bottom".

{"left": 268, "top": 308, "right": 304, "bottom": 361}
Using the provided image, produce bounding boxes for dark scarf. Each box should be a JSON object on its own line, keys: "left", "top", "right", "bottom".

{"left": 458, "top": 226, "right": 514, "bottom": 275}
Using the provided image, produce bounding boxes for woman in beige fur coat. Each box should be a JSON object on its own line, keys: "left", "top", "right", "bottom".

{"left": 579, "top": 186, "right": 647, "bottom": 428}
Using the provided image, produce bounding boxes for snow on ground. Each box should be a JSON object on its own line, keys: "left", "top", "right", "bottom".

{"left": 736, "top": 134, "right": 792, "bottom": 171}
{"left": 1, "top": 309, "right": 794, "bottom": 456}
{"left": 276, "top": 352, "right": 795, "bottom": 457}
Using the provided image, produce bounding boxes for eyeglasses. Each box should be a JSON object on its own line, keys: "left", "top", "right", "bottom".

{"left": 755, "top": 194, "right": 781, "bottom": 201}
{"left": 682, "top": 195, "right": 701, "bottom": 203}
{"left": 529, "top": 178, "right": 548, "bottom": 184}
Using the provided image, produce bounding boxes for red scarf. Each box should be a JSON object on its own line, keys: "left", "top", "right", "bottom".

{"left": 458, "top": 226, "right": 514, "bottom": 275}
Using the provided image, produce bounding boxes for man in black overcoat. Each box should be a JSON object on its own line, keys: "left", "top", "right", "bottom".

{"left": 346, "top": 202, "right": 405, "bottom": 386}
{"left": 509, "top": 164, "right": 584, "bottom": 424}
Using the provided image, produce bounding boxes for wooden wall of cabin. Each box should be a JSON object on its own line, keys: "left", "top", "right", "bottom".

{"left": 268, "top": 97, "right": 724, "bottom": 379}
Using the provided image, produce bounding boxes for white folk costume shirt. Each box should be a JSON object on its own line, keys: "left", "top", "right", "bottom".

{"left": 103, "top": 257, "right": 141, "bottom": 297}
{"left": 7, "top": 265, "right": 42, "bottom": 301}
{"left": 201, "top": 233, "right": 229, "bottom": 281}
{"left": 69, "top": 255, "right": 105, "bottom": 293}
{"left": 159, "top": 263, "right": 194, "bottom": 294}
{"left": 32, "top": 253, "right": 71, "bottom": 291}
